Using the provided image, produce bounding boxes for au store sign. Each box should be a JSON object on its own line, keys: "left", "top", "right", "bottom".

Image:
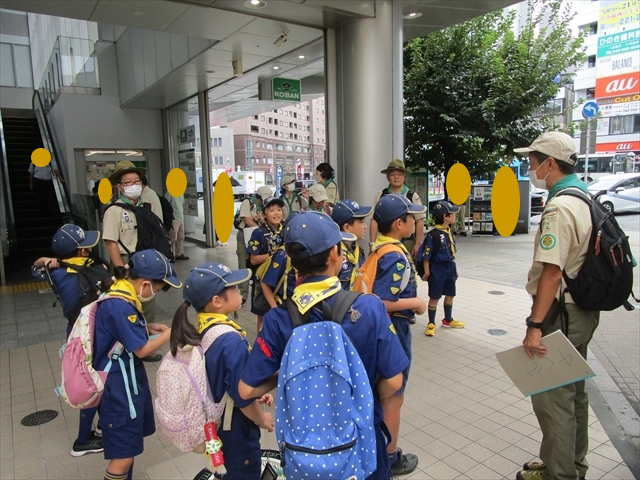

{"left": 597, "top": 52, "right": 640, "bottom": 78}
{"left": 599, "top": 100, "right": 640, "bottom": 117}
{"left": 272, "top": 78, "right": 301, "bottom": 102}
{"left": 595, "top": 72, "right": 640, "bottom": 98}
{"left": 596, "top": 141, "right": 640, "bottom": 152}
{"left": 598, "top": 28, "right": 640, "bottom": 57}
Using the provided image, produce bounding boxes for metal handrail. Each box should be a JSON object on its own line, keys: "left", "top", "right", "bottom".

{"left": 32, "top": 90, "right": 73, "bottom": 219}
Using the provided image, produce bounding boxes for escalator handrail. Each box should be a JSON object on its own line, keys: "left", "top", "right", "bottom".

{"left": 32, "top": 89, "right": 73, "bottom": 218}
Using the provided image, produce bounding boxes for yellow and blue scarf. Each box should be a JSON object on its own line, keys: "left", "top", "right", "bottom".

{"left": 291, "top": 277, "right": 342, "bottom": 315}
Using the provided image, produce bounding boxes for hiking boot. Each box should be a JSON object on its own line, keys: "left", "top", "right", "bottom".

{"left": 142, "top": 353, "right": 162, "bottom": 362}
{"left": 442, "top": 318, "right": 465, "bottom": 328}
{"left": 390, "top": 448, "right": 419, "bottom": 475}
{"left": 523, "top": 461, "right": 546, "bottom": 471}
{"left": 70, "top": 432, "right": 103, "bottom": 457}
{"left": 425, "top": 323, "right": 436, "bottom": 337}
{"left": 516, "top": 470, "right": 544, "bottom": 480}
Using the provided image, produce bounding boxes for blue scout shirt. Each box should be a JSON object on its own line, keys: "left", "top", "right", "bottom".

{"left": 338, "top": 242, "right": 365, "bottom": 291}
{"left": 371, "top": 250, "right": 418, "bottom": 321}
{"left": 240, "top": 275, "right": 409, "bottom": 426}
{"left": 260, "top": 248, "right": 296, "bottom": 302}
{"left": 93, "top": 296, "right": 155, "bottom": 458}
{"left": 202, "top": 326, "right": 261, "bottom": 474}
{"left": 246, "top": 224, "right": 284, "bottom": 256}
{"left": 32, "top": 265, "right": 78, "bottom": 322}
{"left": 418, "top": 227, "right": 456, "bottom": 265}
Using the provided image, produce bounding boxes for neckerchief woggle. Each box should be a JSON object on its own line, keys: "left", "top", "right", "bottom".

{"left": 434, "top": 225, "right": 456, "bottom": 259}
{"left": 341, "top": 241, "right": 360, "bottom": 288}
{"left": 291, "top": 277, "right": 342, "bottom": 315}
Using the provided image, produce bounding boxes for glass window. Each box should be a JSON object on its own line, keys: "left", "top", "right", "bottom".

{"left": 586, "top": 88, "right": 595, "bottom": 100}
{"left": 251, "top": 125, "right": 259, "bottom": 133}
{"left": 609, "top": 115, "right": 637, "bottom": 135}
{"left": 587, "top": 55, "right": 596, "bottom": 68}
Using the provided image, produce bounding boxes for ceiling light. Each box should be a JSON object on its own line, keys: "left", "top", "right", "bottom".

{"left": 243, "top": 0, "right": 267, "bottom": 8}
{"left": 133, "top": 11, "right": 144, "bottom": 16}
{"left": 403, "top": 12, "right": 422, "bottom": 19}
{"left": 273, "top": 28, "right": 289, "bottom": 47}
{"left": 273, "top": 66, "right": 280, "bottom": 70}
{"left": 298, "top": 55, "right": 306, "bottom": 59}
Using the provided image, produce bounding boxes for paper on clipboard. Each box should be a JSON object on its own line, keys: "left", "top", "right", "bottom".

{"left": 495, "top": 330, "right": 595, "bottom": 397}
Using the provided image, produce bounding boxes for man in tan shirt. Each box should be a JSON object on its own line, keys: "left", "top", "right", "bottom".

{"left": 514, "top": 132, "right": 599, "bottom": 480}
{"left": 369, "top": 159, "right": 426, "bottom": 257}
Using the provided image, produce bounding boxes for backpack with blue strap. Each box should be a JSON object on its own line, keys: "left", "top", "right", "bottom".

{"left": 276, "top": 290, "right": 377, "bottom": 480}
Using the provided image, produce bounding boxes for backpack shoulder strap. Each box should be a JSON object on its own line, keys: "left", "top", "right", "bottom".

{"left": 407, "top": 190, "right": 416, "bottom": 202}
{"left": 200, "top": 324, "right": 239, "bottom": 352}
{"left": 381, "top": 187, "right": 389, "bottom": 196}
{"left": 556, "top": 188, "right": 592, "bottom": 205}
{"left": 285, "top": 298, "right": 313, "bottom": 328}
{"left": 329, "top": 291, "right": 361, "bottom": 325}
{"left": 427, "top": 229, "right": 442, "bottom": 257}
{"left": 376, "top": 242, "right": 404, "bottom": 257}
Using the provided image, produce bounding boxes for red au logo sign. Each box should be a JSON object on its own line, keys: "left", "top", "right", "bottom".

{"left": 596, "top": 141, "right": 640, "bottom": 153}
{"left": 595, "top": 73, "right": 640, "bottom": 99}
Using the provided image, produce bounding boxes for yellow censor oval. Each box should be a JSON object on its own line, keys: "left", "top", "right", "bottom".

{"left": 98, "top": 178, "right": 113, "bottom": 205}
{"left": 31, "top": 148, "right": 51, "bottom": 167}
{"left": 446, "top": 163, "right": 471, "bottom": 205}
{"left": 491, "top": 166, "right": 520, "bottom": 237}
{"left": 213, "top": 172, "right": 234, "bottom": 243}
{"left": 166, "top": 168, "right": 187, "bottom": 197}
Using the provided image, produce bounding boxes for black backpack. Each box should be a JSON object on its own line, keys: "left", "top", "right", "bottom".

{"left": 415, "top": 228, "right": 445, "bottom": 278}
{"left": 381, "top": 187, "right": 416, "bottom": 203}
{"left": 106, "top": 202, "right": 173, "bottom": 259}
{"left": 557, "top": 190, "right": 637, "bottom": 312}
{"left": 45, "top": 259, "right": 114, "bottom": 325}
{"left": 158, "top": 196, "right": 174, "bottom": 232}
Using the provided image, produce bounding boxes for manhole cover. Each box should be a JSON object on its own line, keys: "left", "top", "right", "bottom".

{"left": 488, "top": 291, "right": 505, "bottom": 295}
{"left": 488, "top": 329, "right": 507, "bottom": 336}
{"left": 21, "top": 410, "right": 58, "bottom": 426}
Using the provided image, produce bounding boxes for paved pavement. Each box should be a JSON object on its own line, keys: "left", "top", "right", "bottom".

{"left": 0, "top": 229, "right": 638, "bottom": 479}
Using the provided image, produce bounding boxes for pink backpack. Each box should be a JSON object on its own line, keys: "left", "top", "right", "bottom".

{"left": 55, "top": 296, "right": 133, "bottom": 413}
{"left": 155, "top": 325, "right": 239, "bottom": 453}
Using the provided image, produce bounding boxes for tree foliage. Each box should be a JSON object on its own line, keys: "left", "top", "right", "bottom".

{"left": 403, "top": 0, "right": 585, "bottom": 180}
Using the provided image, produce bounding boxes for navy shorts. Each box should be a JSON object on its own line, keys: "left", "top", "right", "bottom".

{"left": 390, "top": 316, "right": 412, "bottom": 393}
{"left": 99, "top": 365, "right": 155, "bottom": 459}
{"left": 427, "top": 262, "right": 457, "bottom": 300}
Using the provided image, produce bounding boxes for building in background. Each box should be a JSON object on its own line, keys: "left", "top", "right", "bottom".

{"left": 225, "top": 97, "right": 325, "bottom": 181}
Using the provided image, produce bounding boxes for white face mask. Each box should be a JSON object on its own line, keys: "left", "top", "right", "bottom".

{"left": 285, "top": 183, "right": 295, "bottom": 192}
{"left": 137, "top": 282, "right": 156, "bottom": 303}
{"left": 529, "top": 159, "right": 550, "bottom": 190}
{"left": 123, "top": 184, "right": 143, "bottom": 199}
{"left": 315, "top": 174, "right": 323, "bottom": 183}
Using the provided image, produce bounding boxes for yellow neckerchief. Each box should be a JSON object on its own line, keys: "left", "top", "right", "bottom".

{"left": 435, "top": 224, "right": 456, "bottom": 258}
{"left": 291, "top": 276, "right": 342, "bottom": 314}
{"left": 63, "top": 256, "right": 94, "bottom": 273}
{"left": 106, "top": 278, "right": 142, "bottom": 312}
{"left": 341, "top": 241, "right": 360, "bottom": 288}
{"left": 372, "top": 233, "right": 410, "bottom": 256}
{"left": 263, "top": 222, "right": 284, "bottom": 253}
{"left": 196, "top": 312, "right": 247, "bottom": 338}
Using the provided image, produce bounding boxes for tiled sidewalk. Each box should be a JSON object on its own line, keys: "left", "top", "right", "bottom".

{"left": 0, "top": 244, "right": 635, "bottom": 479}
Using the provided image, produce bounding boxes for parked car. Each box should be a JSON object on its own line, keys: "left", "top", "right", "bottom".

{"left": 587, "top": 173, "right": 640, "bottom": 214}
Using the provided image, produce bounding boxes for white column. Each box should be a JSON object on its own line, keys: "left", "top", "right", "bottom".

{"left": 326, "top": 0, "right": 404, "bottom": 205}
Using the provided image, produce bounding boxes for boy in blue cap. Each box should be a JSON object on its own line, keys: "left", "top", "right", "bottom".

{"left": 238, "top": 211, "right": 409, "bottom": 480}
{"left": 331, "top": 199, "right": 372, "bottom": 291}
{"left": 418, "top": 200, "right": 465, "bottom": 337}
{"left": 171, "top": 263, "right": 274, "bottom": 479}
{"left": 370, "top": 194, "right": 427, "bottom": 476}
{"left": 93, "top": 249, "right": 181, "bottom": 480}
{"left": 32, "top": 224, "right": 105, "bottom": 457}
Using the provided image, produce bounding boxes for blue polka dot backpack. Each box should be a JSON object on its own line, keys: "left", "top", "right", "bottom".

{"left": 276, "top": 291, "right": 377, "bottom": 480}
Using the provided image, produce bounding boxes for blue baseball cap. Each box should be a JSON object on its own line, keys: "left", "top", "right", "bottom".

{"left": 373, "top": 194, "right": 426, "bottom": 224}
{"left": 284, "top": 211, "right": 357, "bottom": 259}
{"left": 129, "top": 249, "right": 182, "bottom": 288}
{"left": 331, "top": 200, "right": 373, "bottom": 227}
{"left": 432, "top": 200, "right": 460, "bottom": 214}
{"left": 183, "top": 263, "right": 251, "bottom": 310}
{"left": 52, "top": 224, "right": 100, "bottom": 256}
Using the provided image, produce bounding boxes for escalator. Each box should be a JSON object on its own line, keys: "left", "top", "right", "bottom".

{"left": 2, "top": 116, "right": 61, "bottom": 268}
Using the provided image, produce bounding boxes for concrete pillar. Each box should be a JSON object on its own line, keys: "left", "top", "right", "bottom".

{"left": 326, "top": 0, "right": 404, "bottom": 205}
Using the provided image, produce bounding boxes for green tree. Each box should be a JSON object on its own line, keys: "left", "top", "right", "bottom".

{"left": 404, "top": 0, "right": 585, "bottom": 182}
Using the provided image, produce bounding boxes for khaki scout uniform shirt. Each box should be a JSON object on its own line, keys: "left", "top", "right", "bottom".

{"left": 237, "top": 198, "right": 262, "bottom": 229}
{"left": 140, "top": 186, "right": 163, "bottom": 220}
{"left": 102, "top": 198, "right": 141, "bottom": 255}
{"left": 371, "top": 189, "right": 427, "bottom": 223}
{"left": 526, "top": 187, "right": 592, "bottom": 304}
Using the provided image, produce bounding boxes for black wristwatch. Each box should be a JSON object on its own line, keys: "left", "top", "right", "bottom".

{"left": 525, "top": 316, "right": 543, "bottom": 329}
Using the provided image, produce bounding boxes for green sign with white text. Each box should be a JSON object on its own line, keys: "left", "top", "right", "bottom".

{"left": 272, "top": 78, "right": 301, "bottom": 102}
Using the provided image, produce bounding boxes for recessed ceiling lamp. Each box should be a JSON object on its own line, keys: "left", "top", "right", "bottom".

{"left": 243, "top": 0, "right": 267, "bottom": 8}
{"left": 403, "top": 12, "right": 422, "bottom": 19}
{"left": 273, "top": 66, "right": 280, "bottom": 70}
{"left": 298, "top": 55, "right": 306, "bottom": 59}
